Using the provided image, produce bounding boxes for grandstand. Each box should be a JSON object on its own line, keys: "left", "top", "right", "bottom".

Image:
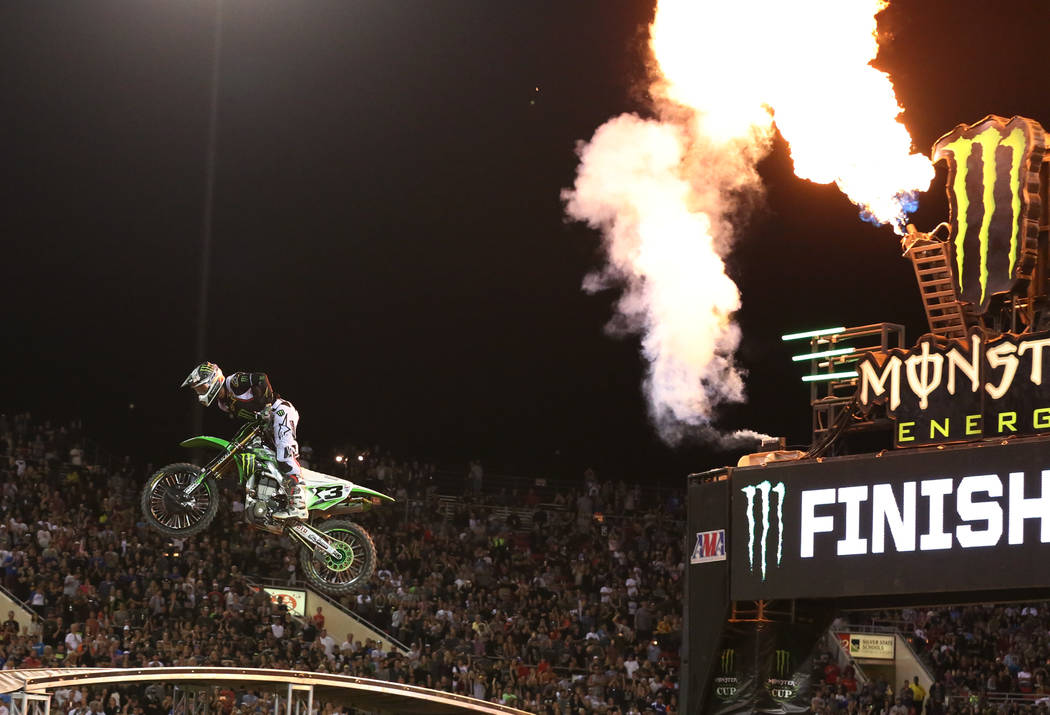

{"left": 0, "top": 412, "right": 683, "bottom": 714}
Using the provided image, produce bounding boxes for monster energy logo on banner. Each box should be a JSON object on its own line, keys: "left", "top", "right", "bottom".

{"left": 768, "top": 649, "right": 799, "bottom": 702}
{"left": 720, "top": 648, "right": 734, "bottom": 675}
{"left": 715, "top": 648, "right": 738, "bottom": 701}
{"left": 932, "top": 115, "right": 1045, "bottom": 313}
{"left": 774, "top": 649, "right": 792, "bottom": 678}
{"left": 740, "top": 481, "right": 785, "bottom": 580}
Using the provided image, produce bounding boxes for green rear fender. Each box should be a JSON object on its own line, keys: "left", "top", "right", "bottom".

{"left": 351, "top": 485, "right": 396, "bottom": 502}
{"left": 180, "top": 436, "right": 231, "bottom": 451}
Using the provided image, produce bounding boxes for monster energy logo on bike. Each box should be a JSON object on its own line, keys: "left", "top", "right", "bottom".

{"left": 740, "top": 481, "right": 785, "bottom": 581}
{"left": 932, "top": 115, "right": 1045, "bottom": 313}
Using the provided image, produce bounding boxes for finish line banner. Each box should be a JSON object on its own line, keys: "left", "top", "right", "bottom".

{"left": 730, "top": 438, "right": 1050, "bottom": 600}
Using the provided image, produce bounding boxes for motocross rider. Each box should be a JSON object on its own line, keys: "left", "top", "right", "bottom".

{"left": 181, "top": 362, "right": 308, "bottom": 520}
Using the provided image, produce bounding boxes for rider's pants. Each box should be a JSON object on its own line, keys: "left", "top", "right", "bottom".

{"left": 270, "top": 398, "right": 302, "bottom": 483}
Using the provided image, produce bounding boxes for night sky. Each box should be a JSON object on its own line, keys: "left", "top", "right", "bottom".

{"left": 5, "top": 0, "right": 1050, "bottom": 483}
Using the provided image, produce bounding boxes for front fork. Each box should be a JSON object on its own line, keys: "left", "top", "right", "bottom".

{"left": 286, "top": 521, "right": 341, "bottom": 558}
{"left": 182, "top": 424, "right": 263, "bottom": 497}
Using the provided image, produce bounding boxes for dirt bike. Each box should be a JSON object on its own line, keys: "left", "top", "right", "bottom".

{"left": 140, "top": 413, "right": 393, "bottom": 595}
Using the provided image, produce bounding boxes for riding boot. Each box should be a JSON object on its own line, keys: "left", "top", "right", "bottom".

{"left": 272, "top": 479, "right": 308, "bottom": 520}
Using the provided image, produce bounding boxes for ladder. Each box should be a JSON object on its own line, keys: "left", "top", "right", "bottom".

{"left": 905, "top": 239, "right": 970, "bottom": 340}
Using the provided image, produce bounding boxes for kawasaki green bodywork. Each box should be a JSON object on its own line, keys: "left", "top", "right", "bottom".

{"left": 181, "top": 433, "right": 395, "bottom": 512}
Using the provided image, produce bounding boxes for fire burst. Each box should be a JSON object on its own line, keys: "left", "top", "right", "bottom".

{"left": 565, "top": 0, "right": 933, "bottom": 444}
{"left": 650, "top": 0, "right": 933, "bottom": 231}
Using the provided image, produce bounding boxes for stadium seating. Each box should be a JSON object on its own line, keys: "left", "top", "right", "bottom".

{"left": 0, "top": 413, "right": 682, "bottom": 714}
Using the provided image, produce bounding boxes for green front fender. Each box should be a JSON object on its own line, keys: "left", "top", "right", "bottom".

{"left": 180, "top": 436, "right": 231, "bottom": 451}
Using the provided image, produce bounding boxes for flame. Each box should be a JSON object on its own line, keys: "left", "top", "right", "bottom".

{"left": 565, "top": 0, "right": 931, "bottom": 444}
{"left": 651, "top": 0, "right": 933, "bottom": 230}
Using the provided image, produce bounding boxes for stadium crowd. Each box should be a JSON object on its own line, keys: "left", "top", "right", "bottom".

{"left": 856, "top": 605, "right": 1050, "bottom": 714}
{"left": 0, "top": 412, "right": 683, "bottom": 714}
{"left": 816, "top": 605, "right": 1050, "bottom": 715}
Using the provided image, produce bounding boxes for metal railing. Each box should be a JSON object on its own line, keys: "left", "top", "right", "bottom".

{"left": 948, "top": 691, "right": 1050, "bottom": 709}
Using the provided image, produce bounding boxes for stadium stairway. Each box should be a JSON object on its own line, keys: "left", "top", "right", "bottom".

{"left": 0, "top": 583, "right": 37, "bottom": 637}
{"left": 247, "top": 578, "right": 409, "bottom": 655}
{"left": 832, "top": 624, "right": 933, "bottom": 698}
{"left": 822, "top": 629, "right": 870, "bottom": 689}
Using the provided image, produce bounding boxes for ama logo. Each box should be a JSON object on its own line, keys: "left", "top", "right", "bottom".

{"left": 690, "top": 529, "right": 726, "bottom": 564}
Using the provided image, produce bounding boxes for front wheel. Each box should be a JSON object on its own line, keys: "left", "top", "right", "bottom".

{"left": 298, "top": 519, "right": 376, "bottom": 595}
{"left": 141, "top": 463, "right": 220, "bottom": 538}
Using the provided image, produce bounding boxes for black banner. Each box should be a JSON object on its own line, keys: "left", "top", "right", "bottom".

{"left": 684, "top": 474, "right": 731, "bottom": 713}
{"left": 730, "top": 438, "right": 1050, "bottom": 600}
{"left": 706, "top": 621, "right": 826, "bottom": 714}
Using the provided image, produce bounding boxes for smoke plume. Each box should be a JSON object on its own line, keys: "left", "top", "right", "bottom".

{"left": 564, "top": 0, "right": 931, "bottom": 446}
{"left": 563, "top": 113, "right": 771, "bottom": 446}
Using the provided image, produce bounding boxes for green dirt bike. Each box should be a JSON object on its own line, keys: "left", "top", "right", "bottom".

{"left": 141, "top": 413, "right": 393, "bottom": 595}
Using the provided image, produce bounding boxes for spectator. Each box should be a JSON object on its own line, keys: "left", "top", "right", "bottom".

{"left": 909, "top": 676, "right": 925, "bottom": 711}
{"left": 467, "top": 459, "right": 483, "bottom": 496}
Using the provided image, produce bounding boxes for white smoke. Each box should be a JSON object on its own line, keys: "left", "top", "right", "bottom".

{"left": 565, "top": 0, "right": 928, "bottom": 448}
{"left": 563, "top": 113, "right": 773, "bottom": 447}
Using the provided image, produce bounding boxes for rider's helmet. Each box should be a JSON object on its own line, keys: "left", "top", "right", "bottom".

{"left": 181, "top": 362, "right": 225, "bottom": 406}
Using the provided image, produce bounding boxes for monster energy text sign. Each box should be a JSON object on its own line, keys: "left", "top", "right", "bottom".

{"left": 932, "top": 115, "right": 1045, "bottom": 313}
{"left": 857, "top": 329, "right": 1050, "bottom": 446}
{"left": 730, "top": 439, "right": 1050, "bottom": 600}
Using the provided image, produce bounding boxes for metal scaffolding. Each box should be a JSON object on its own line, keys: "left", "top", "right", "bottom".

{"left": 170, "top": 683, "right": 316, "bottom": 715}
{"left": 10, "top": 693, "right": 50, "bottom": 715}
{"left": 172, "top": 685, "right": 212, "bottom": 715}
{"left": 0, "top": 666, "right": 528, "bottom": 715}
{"left": 273, "top": 684, "right": 314, "bottom": 715}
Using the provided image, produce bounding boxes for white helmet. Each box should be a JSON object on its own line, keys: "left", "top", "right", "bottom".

{"left": 181, "top": 362, "right": 225, "bottom": 406}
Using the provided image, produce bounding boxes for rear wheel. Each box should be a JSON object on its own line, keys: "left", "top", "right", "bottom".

{"left": 141, "top": 463, "right": 219, "bottom": 538}
{"left": 298, "top": 519, "right": 376, "bottom": 595}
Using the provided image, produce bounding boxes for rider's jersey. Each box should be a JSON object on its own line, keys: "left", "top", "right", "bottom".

{"left": 218, "top": 372, "right": 274, "bottom": 419}
{"left": 218, "top": 372, "right": 301, "bottom": 480}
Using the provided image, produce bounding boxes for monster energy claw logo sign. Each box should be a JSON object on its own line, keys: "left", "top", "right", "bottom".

{"left": 932, "top": 115, "right": 1045, "bottom": 313}
{"left": 741, "top": 481, "right": 785, "bottom": 580}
